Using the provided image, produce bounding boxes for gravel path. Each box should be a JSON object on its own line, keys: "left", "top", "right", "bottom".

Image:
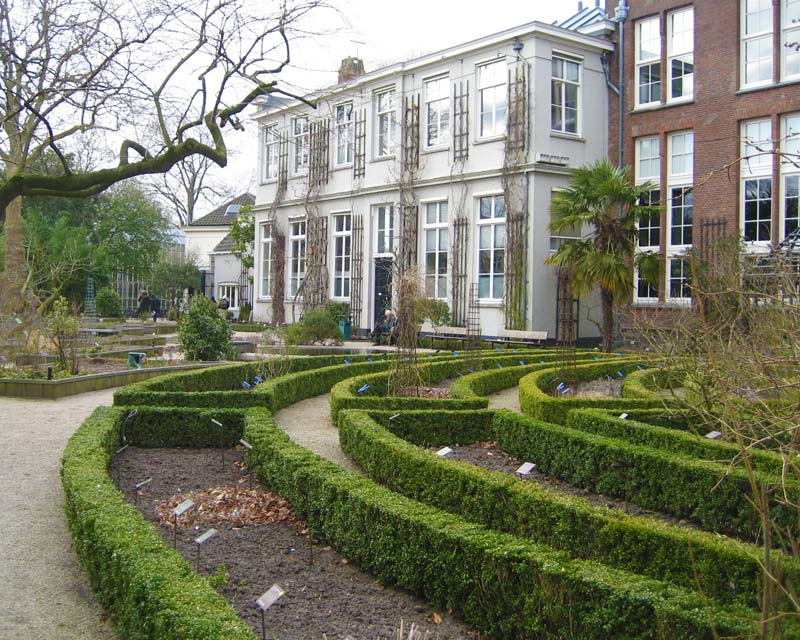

{"left": 0, "top": 390, "right": 117, "bottom": 640}
{"left": 273, "top": 393, "right": 363, "bottom": 475}
{"left": 487, "top": 385, "right": 521, "bottom": 412}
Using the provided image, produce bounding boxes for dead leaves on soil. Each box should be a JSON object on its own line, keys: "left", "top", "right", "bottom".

{"left": 155, "top": 487, "right": 304, "bottom": 530}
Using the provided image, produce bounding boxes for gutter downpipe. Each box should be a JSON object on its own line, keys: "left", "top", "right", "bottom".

{"left": 614, "top": 1, "right": 629, "bottom": 346}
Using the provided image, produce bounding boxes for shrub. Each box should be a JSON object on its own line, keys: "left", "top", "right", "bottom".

{"left": 323, "top": 300, "right": 349, "bottom": 320}
{"left": 95, "top": 288, "right": 124, "bottom": 318}
{"left": 339, "top": 409, "right": 800, "bottom": 609}
{"left": 178, "top": 296, "right": 233, "bottom": 361}
{"left": 61, "top": 406, "right": 255, "bottom": 639}
{"left": 244, "top": 408, "right": 758, "bottom": 640}
{"left": 284, "top": 310, "right": 342, "bottom": 345}
{"left": 45, "top": 296, "right": 81, "bottom": 374}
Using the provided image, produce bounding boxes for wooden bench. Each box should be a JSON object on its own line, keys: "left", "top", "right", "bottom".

{"left": 487, "top": 329, "right": 548, "bottom": 348}
{"left": 424, "top": 325, "right": 471, "bottom": 348}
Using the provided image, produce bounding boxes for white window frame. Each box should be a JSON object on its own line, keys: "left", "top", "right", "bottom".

{"left": 424, "top": 75, "right": 450, "bottom": 148}
{"left": 783, "top": 0, "right": 800, "bottom": 80}
{"left": 551, "top": 54, "right": 581, "bottom": 135}
{"left": 259, "top": 222, "right": 273, "bottom": 299}
{"left": 332, "top": 212, "right": 352, "bottom": 299}
{"left": 374, "top": 204, "right": 395, "bottom": 257}
{"left": 262, "top": 125, "right": 279, "bottom": 182}
{"left": 667, "top": 7, "right": 694, "bottom": 103}
{"left": 422, "top": 200, "right": 449, "bottom": 300}
{"left": 634, "top": 136, "right": 661, "bottom": 304}
{"left": 334, "top": 102, "right": 354, "bottom": 166}
{"left": 477, "top": 58, "right": 507, "bottom": 139}
{"left": 635, "top": 16, "right": 662, "bottom": 108}
{"left": 476, "top": 194, "right": 506, "bottom": 301}
{"left": 289, "top": 219, "right": 306, "bottom": 297}
{"left": 375, "top": 88, "right": 397, "bottom": 158}
{"left": 741, "top": 119, "right": 773, "bottom": 246}
{"left": 217, "top": 283, "right": 239, "bottom": 309}
{"left": 667, "top": 256, "right": 692, "bottom": 303}
{"left": 667, "top": 131, "right": 693, "bottom": 253}
{"left": 292, "top": 116, "right": 309, "bottom": 175}
{"left": 781, "top": 113, "right": 800, "bottom": 239}
{"left": 741, "top": 0, "right": 774, "bottom": 88}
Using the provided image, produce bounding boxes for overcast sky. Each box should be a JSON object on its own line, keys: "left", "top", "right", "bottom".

{"left": 221, "top": 0, "right": 585, "bottom": 200}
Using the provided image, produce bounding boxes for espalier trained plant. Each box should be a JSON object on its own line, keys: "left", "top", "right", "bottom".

{"left": 178, "top": 295, "right": 233, "bottom": 361}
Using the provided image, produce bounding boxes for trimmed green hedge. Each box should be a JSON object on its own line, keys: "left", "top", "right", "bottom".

{"left": 494, "top": 410, "right": 797, "bottom": 541}
{"left": 243, "top": 407, "right": 758, "bottom": 639}
{"left": 114, "top": 354, "right": 396, "bottom": 408}
{"left": 566, "top": 408, "right": 789, "bottom": 478}
{"left": 61, "top": 407, "right": 256, "bottom": 640}
{"left": 518, "top": 359, "right": 664, "bottom": 423}
{"left": 366, "top": 409, "right": 495, "bottom": 447}
{"left": 329, "top": 357, "right": 499, "bottom": 422}
{"left": 339, "top": 409, "right": 799, "bottom": 609}
{"left": 116, "top": 407, "right": 246, "bottom": 448}
{"left": 448, "top": 352, "right": 609, "bottom": 400}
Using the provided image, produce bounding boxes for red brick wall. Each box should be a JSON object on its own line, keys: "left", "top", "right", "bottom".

{"left": 607, "top": 0, "right": 800, "bottom": 237}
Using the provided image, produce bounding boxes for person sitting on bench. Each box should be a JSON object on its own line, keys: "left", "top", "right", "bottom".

{"left": 370, "top": 309, "right": 397, "bottom": 345}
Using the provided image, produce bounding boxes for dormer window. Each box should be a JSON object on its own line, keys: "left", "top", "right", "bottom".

{"left": 225, "top": 203, "right": 242, "bottom": 216}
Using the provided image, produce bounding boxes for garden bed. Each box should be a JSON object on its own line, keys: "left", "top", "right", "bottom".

{"left": 111, "top": 445, "right": 477, "bottom": 640}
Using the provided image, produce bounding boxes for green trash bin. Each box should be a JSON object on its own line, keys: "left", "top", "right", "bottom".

{"left": 338, "top": 315, "right": 352, "bottom": 340}
{"left": 128, "top": 352, "right": 145, "bottom": 368}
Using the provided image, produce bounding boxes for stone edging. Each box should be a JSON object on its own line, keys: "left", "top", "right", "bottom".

{"left": 0, "top": 363, "right": 222, "bottom": 399}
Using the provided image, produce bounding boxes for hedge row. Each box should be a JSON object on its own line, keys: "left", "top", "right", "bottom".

{"left": 339, "top": 408, "right": 799, "bottom": 609}
{"left": 448, "top": 352, "right": 611, "bottom": 400}
{"left": 61, "top": 406, "right": 256, "bottom": 640}
{"left": 620, "top": 366, "right": 682, "bottom": 399}
{"left": 242, "top": 407, "right": 758, "bottom": 639}
{"left": 113, "top": 353, "right": 397, "bottom": 407}
{"left": 327, "top": 354, "right": 547, "bottom": 422}
{"left": 566, "top": 408, "right": 788, "bottom": 478}
{"left": 366, "top": 409, "right": 495, "bottom": 447}
{"left": 116, "top": 407, "right": 246, "bottom": 448}
{"left": 494, "top": 410, "right": 797, "bottom": 541}
{"left": 518, "top": 359, "right": 664, "bottom": 423}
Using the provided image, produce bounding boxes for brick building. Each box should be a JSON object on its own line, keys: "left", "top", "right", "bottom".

{"left": 606, "top": 0, "right": 800, "bottom": 311}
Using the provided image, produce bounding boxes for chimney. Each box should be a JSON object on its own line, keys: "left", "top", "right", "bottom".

{"left": 338, "top": 56, "right": 365, "bottom": 84}
{"left": 578, "top": 1, "right": 583, "bottom": 10}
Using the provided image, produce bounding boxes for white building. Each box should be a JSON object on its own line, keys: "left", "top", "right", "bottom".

{"left": 252, "top": 18, "right": 612, "bottom": 340}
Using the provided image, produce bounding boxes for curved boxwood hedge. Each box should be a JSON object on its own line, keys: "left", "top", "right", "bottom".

{"left": 518, "top": 359, "right": 664, "bottom": 423}
{"left": 566, "top": 408, "right": 789, "bottom": 478}
{"left": 338, "top": 408, "right": 799, "bottom": 609}
{"left": 494, "top": 409, "right": 797, "bottom": 541}
{"left": 61, "top": 406, "right": 256, "bottom": 640}
{"left": 243, "top": 407, "right": 759, "bottom": 639}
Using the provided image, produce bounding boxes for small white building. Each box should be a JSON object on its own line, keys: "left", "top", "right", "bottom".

{"left": 252, "top": 18, "right": 612, "bottom": 341}
{"left": 184, "top": 192, "right": 255, "bottom": 313}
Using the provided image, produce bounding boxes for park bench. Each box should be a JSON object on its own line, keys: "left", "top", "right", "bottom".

{"left": 487, "top": 329, "right": 548, "bottom": 348}
{"left": 424, "top": 326, "right": 471, "bottom": 348}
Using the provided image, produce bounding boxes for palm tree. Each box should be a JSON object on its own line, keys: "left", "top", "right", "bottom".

{"left": 546, "top": 158, "right": 660, "bottom": 352}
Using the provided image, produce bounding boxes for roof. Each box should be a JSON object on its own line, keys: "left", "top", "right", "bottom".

{"left": 253, "top": 18, "right": 613, "bottom": 120}
{"left": 212, "top": 232, "right": 236, "bottom": 254}
{"left": 189, "top": 192, "right": 255, "bottom": 227}
{"left": 557, "top": 3, "right": 612, "bottom": 34}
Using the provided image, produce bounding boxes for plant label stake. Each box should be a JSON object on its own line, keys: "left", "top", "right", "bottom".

{"left": 706, "top": 431, "right": 723, "bottom": 440}
{"left": 193, "top": 528, "right": 218, "bottom": 571}
{"left": 172, "top": 499, "right": 194, "bottom": 549}
{"left": 436, "top": 447, "right": 453, "bottom": 457}
{"left": 619, "top": 413, "right": 628, "bottom": 420}
{"left": 134, "top": 477, "right": 152, "bottom": 506}
{"left": 239, "top": 439, "right": 254, "bottom": 488}
{"left": 115, "top": 443, "right": 129, "bottom": 485}
{"left": 516, "top": 462, "right": 536, "bottom": 477}
{"left": 256, "top": 584, "right": 285, "bottom": 640}
{"left": 211, "top": 419, "right": 225, "bottom": 470}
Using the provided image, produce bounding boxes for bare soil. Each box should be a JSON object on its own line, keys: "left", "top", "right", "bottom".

{"left": 111, "top": 446, "right": 480, "bottom": 640}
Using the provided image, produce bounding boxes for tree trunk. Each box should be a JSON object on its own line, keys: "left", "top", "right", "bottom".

{"left": 1, "top": 197, "right": 26, "bottom": 314}
{"left": 601, "top": 287, "right": 614, "bottom": 352}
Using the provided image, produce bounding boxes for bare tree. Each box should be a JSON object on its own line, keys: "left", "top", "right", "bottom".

{"left": 148, "top": 136, "right": 238, "bottom": 226}
{"left": 0, "top": 0, "right": 326, "bottom": 312}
